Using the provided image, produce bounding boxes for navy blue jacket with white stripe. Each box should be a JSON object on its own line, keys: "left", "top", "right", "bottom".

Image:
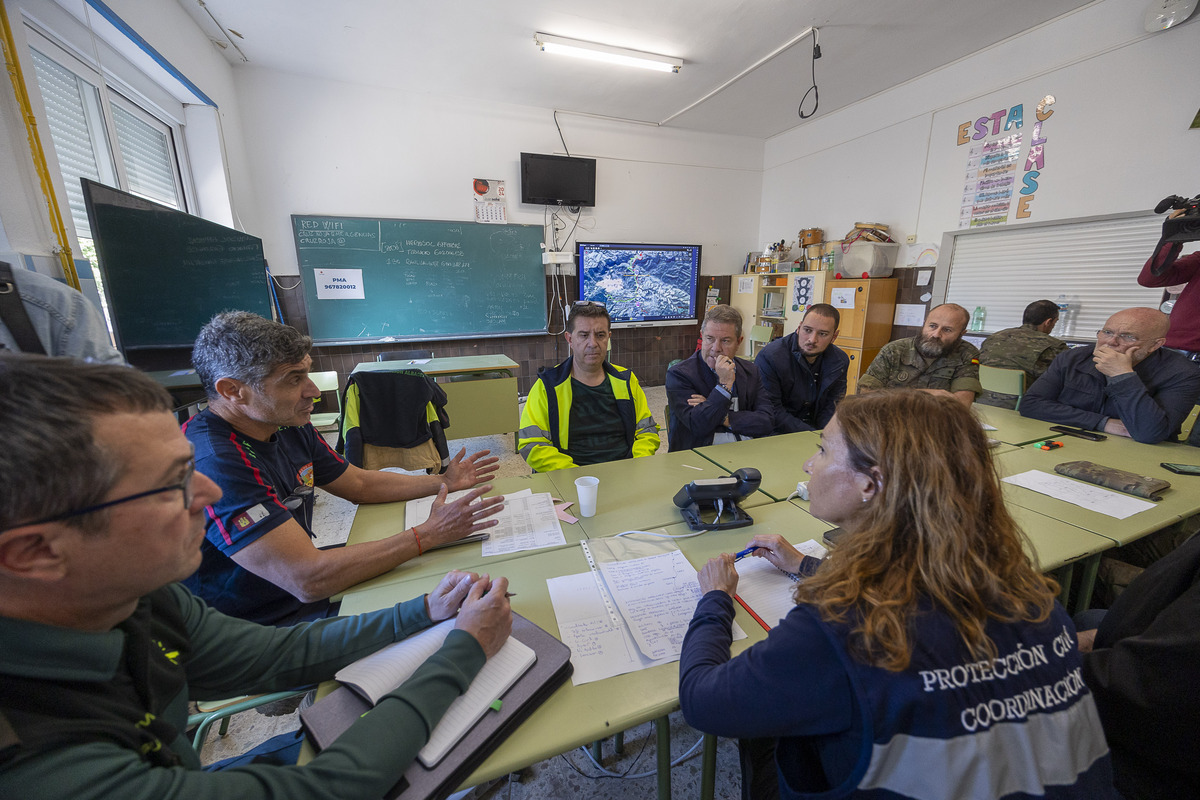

{"left": 680, "top": 591, "right": 1118, "bottom": 799}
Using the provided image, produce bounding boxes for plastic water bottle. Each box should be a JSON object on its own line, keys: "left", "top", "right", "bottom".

{"left": 1054, "top": 294, "right": 1069, "bottom": 336}
{"left": 970, "top": 306, "right": 986, "bottom": 332}
{"left": 1065, "top": 295, "right": 1079, "bottom": 336}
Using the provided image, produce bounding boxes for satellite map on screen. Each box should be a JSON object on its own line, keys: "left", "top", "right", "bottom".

{"left": 579, "top": 246, "right": 697, "bottom": 321}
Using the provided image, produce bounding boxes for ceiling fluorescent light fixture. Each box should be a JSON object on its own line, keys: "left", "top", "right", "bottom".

{"left": 534, "top": 33, "right": 682, "bottom": 73}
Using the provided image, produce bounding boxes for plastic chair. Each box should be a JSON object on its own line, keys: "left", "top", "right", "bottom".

{"left": 189, "top": 689, "right": 310, "bottom": 753}
{"left": 749, "top": 325, "right": 773, "bottom": 342}
{"left": 376, "top": 349, "right": 433, "bottom": 362}
{"left": 979, "top": 364, "right": 1027, "bottom": 409}
{"left": 309, "top": 370, "right": 342, "bottom": 430}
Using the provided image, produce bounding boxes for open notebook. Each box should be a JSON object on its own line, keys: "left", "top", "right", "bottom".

{"left": 733, "top": 539, "right": 826, "bottom": 631}
{"left": 334, "top": 619, "right": 536, "bottom": 767}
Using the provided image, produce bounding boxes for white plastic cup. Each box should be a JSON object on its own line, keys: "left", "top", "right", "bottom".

{"left": 574, "top": 476, "right": 599, "bottom": 517}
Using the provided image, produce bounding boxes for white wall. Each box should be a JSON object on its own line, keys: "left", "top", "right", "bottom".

{"left": 760, "top": 0, "right": 1200, "bottom": 249}
{"left": 231, "top": 67, "right": 764, "bottom": 277}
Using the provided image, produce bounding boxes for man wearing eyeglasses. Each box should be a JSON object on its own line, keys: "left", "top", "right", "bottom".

{"left": 184, "top": 312, "right": 503, "bottom": 626}
{"left": 1020, "top": 307, "right": 1200, "bottom": 444}
{"left": 753, "top": 303, "right": 848, "bottom": 432}
{"left": 0, "top": 354, "right": 513, "bottom": 799}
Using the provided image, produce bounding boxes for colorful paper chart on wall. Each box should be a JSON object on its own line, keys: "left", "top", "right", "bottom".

{"left": 292, "top": 215, "right": 547, "bottom": 342}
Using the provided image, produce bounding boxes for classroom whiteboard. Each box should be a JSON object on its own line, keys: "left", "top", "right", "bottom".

{"left": 292, "top": 215, "right": 548, "bottom": 342}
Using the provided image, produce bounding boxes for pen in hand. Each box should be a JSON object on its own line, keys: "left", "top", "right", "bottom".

{"left": 733, "top": 546, "right": 759, "bottom": 562}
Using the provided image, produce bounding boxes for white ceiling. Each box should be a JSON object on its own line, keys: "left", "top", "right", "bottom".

{"left": 176, "top": 0, "right": 1097, "bottom": 140}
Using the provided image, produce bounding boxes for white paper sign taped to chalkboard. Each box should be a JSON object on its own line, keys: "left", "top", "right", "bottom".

{"left": 315, "top": 268, "right": 365, "bottom": 299}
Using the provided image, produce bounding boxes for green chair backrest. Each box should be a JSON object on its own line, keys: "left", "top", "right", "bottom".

{"left": 979, "top": 364, "right": 1026, "bottom": 407}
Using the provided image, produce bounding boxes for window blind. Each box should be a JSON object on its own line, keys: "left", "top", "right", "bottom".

{"left": 112, "top": 102, "right": 180, "bottom": 209}
{"left": 943, "top": 214, "right": 1168, "bottom": 338}
{"left": 28, "top": 47, "right": 114, "bottom": 239}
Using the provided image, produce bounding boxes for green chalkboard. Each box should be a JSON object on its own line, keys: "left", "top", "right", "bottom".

{"left": 292, "top": 215, "right": 547, "bottom": 342}
{"left": 83, "top": 179, "right": 272, "bottom": 350}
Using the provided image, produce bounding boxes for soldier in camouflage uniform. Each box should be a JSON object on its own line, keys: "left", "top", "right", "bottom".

{"left": 857, "top": 303, "right": 982, "bottom": 406}
{"left": 977, "top": 299, "right": 1068, "bottom": 409}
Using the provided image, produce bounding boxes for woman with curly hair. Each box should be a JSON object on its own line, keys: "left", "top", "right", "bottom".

{"left": 680, "top": 390, "right": 1116, "bottom": 799}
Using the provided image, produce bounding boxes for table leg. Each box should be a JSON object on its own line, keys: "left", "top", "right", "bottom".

{"left": 656, "top": 716, "right": 671, "bottom": 800}
{"left": 589, "top": 739, "right": 602, "bottom": 763}
{"left": 700, "top": 734, "right": 717, "bottom": 800}
{"left": 615, "top": 730, "right": 625, "bottom": 755}
{"left": 1073, "top": 554, "right": 1101, "bottom": 614}
{"left": 1050, "top": 565, "right": 1073, "bottom": 611}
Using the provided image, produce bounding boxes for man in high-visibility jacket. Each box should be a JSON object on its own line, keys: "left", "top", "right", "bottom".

{"left": 518, "top": 302, "right": 659, "bottom": 472}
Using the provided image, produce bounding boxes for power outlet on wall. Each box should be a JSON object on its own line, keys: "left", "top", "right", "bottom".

{"left": 542, "top": 251, "right": 573, "bottom": 265}
{"left": 905, "top": 234, "right": 917, "bottom": 244}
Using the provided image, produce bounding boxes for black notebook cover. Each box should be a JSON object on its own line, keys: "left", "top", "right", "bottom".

{"left": 300, "top": 613, "right": 572, "bottom": 800}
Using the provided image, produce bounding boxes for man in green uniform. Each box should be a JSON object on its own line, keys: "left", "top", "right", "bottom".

{"left": 857, "top": 303, "right": 982, "bottom": 406}
{"left": 977, "top": 299, "right": 1068, "bottom": 408}
{"left": 0, "top": 353, "right": 513, "bottom": 800}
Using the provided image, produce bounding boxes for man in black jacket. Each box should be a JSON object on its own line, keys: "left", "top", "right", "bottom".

{"left": 666, "top": 305, "right": 773, "bottom": 451}
{"left": 754, "top": 303, "right": 848, "bottom": 433}
{"left": 1077, "top": 531, "right": 1200, "bottom": 799}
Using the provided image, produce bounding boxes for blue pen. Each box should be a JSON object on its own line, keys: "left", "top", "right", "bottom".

{"left": 733, "top": 546, "right": 759, "bottom": 561}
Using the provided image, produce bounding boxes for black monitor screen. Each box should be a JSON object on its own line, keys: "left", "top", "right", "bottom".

{"left": 520, "top": 152, "right": 596, "bottom": 207}
{"left": 576, "top": 242, "right": 700, "bottom": 325}
{"left": 83, "top": 179, "right": 271, "bottom": 350}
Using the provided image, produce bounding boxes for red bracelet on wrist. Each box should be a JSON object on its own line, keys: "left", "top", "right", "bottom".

{"left": 412, "top": 527, "right": 423, "bottom": 555}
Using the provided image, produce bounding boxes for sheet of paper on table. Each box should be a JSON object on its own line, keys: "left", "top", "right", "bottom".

{"left": 480, "top": 492, "right": 566, "bottom": 556}
{"left": 1002, "top": 469, "right": 1156, "bottom": 520}
{"left": 734, "top": 539, "right": 827, "bottom": 631}
{"left": 547, "top": 549, "right": 745, "bottom": 686}
{"left": 404, "top": 488, "right": 566, "bottom": 556}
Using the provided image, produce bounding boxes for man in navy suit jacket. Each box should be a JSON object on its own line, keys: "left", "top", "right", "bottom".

{"left": 666, "top": 305, "right": 774, "bottom": 451}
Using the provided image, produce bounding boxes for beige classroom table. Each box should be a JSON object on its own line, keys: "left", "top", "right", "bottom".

{"left": 333, "top": 472, "right": 567, "bottom": 600}
{"left": 335, "top": 539, "right": 770, "bottom": 800}
{"left": 543, "top": 449, "right": 774, "bottom": 538}
{"left": 994, "top": 436, "right": 1200, "bottom": 546}
{"left": 351, "top": 354, "right": 520, "bottom": 440}
{"left": 693, "top": 431, "right": 820, "bottom": 501}
{"left": 783, "top": 493, "right": 1112, "bottom": 612}
{"left": 697, "top": 430, "right": 1020, "bottom": 504}
{"left": 973, "top": 404, "right": 1060, "bottom": 446}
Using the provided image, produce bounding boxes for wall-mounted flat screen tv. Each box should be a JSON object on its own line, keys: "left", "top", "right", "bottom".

{"left": 520, "top": 152, "right": 596, "bottom": 207}
{"left": 576, "top": 242, "right": 700, "bottom": 327}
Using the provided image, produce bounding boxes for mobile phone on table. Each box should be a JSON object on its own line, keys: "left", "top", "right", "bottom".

{"left": 823, "top": 527, "right": 846, "bottom": 549}
{"left": 1161, "top": 463, "right": 1200, "bottom": 476}
{"left": 1048, "top": 425, "right": 1107, "bottom": 441}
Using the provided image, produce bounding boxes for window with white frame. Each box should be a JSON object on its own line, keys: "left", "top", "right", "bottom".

{"left": 24, "top": 24, "right": 190, "bottom": 330}
{"left": 27, "top": 37, "right": 186, "bottom": 240}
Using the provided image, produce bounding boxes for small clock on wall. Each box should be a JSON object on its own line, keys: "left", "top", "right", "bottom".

{"left": 1145, "top": 0, "right": 1197, "bottom": 31}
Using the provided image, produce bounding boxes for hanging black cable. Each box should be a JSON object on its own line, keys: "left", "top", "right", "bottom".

{"left": 553, "top": 109, "right": 571, "bottom": 156}
{"left": 798, "top": 28, "right": 821, "bottom": 119}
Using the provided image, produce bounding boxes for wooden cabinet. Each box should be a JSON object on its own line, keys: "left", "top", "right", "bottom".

{"left": 730, "top": 271, "right": 827, "bottom": 359}
{"left": 823, "top": 277, "right": 897, "bottom": 394}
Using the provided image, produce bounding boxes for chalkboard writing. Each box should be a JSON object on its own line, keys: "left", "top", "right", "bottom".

{"left": 83, "top": 179, "right": 271, "bottom": 350}
{"left": 292, "top": 215, "right": 548, "bottom": 342}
